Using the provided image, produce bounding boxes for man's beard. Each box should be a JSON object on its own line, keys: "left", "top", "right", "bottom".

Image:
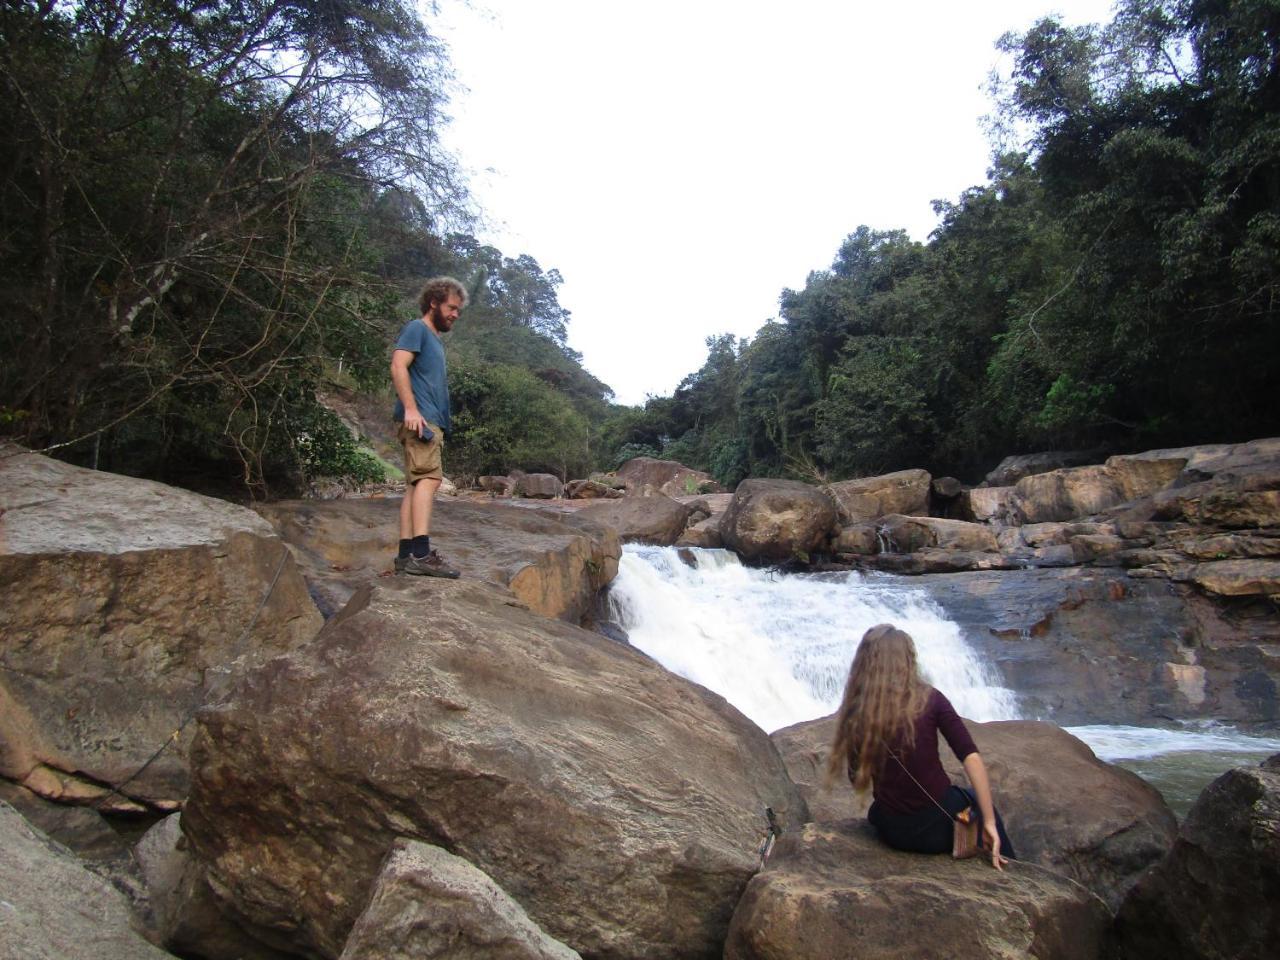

{"left": 431, "top": 307, "right": 454, "bottom": 332}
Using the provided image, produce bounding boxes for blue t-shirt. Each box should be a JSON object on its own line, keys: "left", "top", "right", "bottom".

{"left": 391, "top": 318, "right": 451, "bottom": 434}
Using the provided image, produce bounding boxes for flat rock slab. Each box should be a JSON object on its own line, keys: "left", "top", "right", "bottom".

{"left": 0, "top": 800, "right": 175, "bottom": 960}
{"left": 254, "top": 497, "right": 620, "bottom": 621}
{"left": 909, "top": 567, "right": 1280, "bottom": 726}
{"left": 340, "top": 839, "right": 581, "bottom": 960}
{"left": 0, "top": 443, "right": 275, "bottom": 553}
{"left": 725, "top": 820, "right": 1112, "bottom": 960}
{"left": 0, "top": 448, "right": 320, "bottom": 806}
{"left": 183, "top": 577, "right": 807, "bottom": 960}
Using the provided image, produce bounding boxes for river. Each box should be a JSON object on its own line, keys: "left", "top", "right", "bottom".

{"left": 606, "top": 545, "right": 1280, "bottom": 816}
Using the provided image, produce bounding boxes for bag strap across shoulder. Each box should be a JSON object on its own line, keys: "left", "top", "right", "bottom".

{"left": 886, "top": 748, "right": 963, "bottom": 823}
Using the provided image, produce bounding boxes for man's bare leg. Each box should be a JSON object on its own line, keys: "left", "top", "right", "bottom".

{"left": 411, "top": 477, "right": 439, "bottom": 537}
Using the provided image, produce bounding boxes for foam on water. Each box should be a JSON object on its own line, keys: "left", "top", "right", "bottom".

{"left": 1066, "top": 723, "right": 1280, "bottom": 761}
{"left": 608, "top": 545, "right": 1019, "bottom": 732}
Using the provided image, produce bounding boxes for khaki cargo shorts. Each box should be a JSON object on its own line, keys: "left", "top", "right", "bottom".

{"left": 396, "top": 421, "right": 444, "bottom": 483}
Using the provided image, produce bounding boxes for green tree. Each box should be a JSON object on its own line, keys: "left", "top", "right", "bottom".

{"left": 0, "top": 0, "right": 465, "bottom": 493}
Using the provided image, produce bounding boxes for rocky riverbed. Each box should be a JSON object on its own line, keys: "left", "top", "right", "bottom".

{"left": 2, "top": 439, "right": 1279, "bottom": 959}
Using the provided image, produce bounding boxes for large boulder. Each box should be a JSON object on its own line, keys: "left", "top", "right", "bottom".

{"left": 254, "top": 498, "right": 621, "bottom": 622}
{"left": 721, "top": 479, "right": 838, "bottom": 564}
{"left": 675, "top": 493, "right": 733, "bottom": 549}
{"left": 577, "top": 492, "right": 693, "bottom": 545}
{"left": 1187, "top": 558, "right": 1280, "bottom": 599}
{"left": 964, "top": 485, "right": 1016, "bottom": 523}
{"left": 563, "top": 478, "right": 623, "bottom": 500}
{"left": 0, "top": 447, "right": 321, "bottom": 808}
{"left": 878, "top": 514, "right": 1000, "bottom": 554}
{"left": 182, "top": 578, "right": 807, "bottom": 960}
{"left": 770, "top": 714, "right": 1175, "bottom": 910}
{"left": 515, "top": 473, "right": 563, "bottom": 499}
{"left": 0, "top": 800, "right": 175, "bottom": 960}
{"left": 1105, "top": 450, "right": 1190, "bottom": 501}
{"left": 134, "top": 814, "right": 288, "bottom": 960}
{"left": 724, "top": 819, "right": 1113, "bottom": 960}
{"left": 983, "top": 450, "right": 1101, "bottom": 487}
{"left": 825, "top": 469, "right": 930, "bottom": 522}
{"left": 615, "top": 457, "right": 722, "bottom": 497}
{"left": 1012, "top": 465, "right": 1127, "bottom": 524}
{"left": 0, "top": 780, "right": 148, "bottom": 914}
{"left": 1116, "top": 757, "right": 1280, "bottom": 960}
{"left": 339, "top": 839, "right": 581, "bottom": 960}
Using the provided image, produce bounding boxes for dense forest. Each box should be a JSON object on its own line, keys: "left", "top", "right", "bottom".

{"left": 2, "top": 1, "right": 1278, "bottom": 495}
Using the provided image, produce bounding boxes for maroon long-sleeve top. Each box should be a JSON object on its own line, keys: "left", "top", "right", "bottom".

{"left": 850, "top": 687, "right": 979, "bottom": 815}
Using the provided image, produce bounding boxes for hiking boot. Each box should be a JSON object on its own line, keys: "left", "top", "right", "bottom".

{"left": 394, "top": 555, "right": 409, "bottom": 573}
{"left": 403, "top": 550, "right": 460, "bottom": 579}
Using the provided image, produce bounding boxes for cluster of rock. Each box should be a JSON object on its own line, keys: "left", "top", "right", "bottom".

{"left": 477, "top": 457, "right": 723, "bottom": 502}
{"left": 831, "top": 440, "right": 1280, "bottom": 600}
{"left": 4, "top": 441, "right": 1279, "bottom": 959}
{"left": 580, "top": 442, "right": 1277, "bottom": 591}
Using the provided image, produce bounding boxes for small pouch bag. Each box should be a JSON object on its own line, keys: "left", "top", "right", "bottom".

{"left": 951, "top": 805, "right": 982, "bottom": 859}
{"left": 889, "top": 749, "right": 985, "bottom": 860}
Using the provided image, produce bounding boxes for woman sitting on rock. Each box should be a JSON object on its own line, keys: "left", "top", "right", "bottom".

{"left": 827, "top": 623, "right": 1015, "bottom": 870}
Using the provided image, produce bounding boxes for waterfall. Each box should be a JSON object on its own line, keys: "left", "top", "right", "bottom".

{"left": 607, "top": 545, "right": 1019, "bottom": 733}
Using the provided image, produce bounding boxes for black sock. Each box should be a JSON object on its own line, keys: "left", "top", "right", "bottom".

{"left": 398, "top": 539, "right": 412, "bottom": 559}
{"left": 412, "top": 535, "right": 430, "bottom": 558}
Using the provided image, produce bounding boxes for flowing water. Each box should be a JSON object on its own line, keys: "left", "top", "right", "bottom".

{"left": 606, "top": 545, "right": 1280, "bottom": 816}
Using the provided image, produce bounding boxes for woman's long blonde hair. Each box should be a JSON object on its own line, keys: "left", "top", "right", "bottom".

{"left": 825, "top": 623, "right": 930, "bottom": 792}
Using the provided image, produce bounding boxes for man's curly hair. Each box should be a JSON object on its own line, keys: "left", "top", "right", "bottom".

{"left": 417, "top": 276, "right": 468, "bottom": 315}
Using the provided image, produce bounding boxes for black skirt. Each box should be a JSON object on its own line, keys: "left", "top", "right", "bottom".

{"left": 868, "top": 785, "right": 1017, "bottom": 860}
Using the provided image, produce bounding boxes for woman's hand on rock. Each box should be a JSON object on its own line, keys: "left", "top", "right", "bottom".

{"left": 984, "top": 823, "right": 1007, "bottom": 871}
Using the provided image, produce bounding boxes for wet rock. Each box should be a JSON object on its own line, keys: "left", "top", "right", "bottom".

{"left": 339, "top": 839, "right": 581, "bottom": 960}
{"left": 724, "top": 819, "right": 1112, "bottom": 960}
{"left": 1116, "top": 759, "right": 1280, "bottom": 960}
{"left": 254, "top": 498, "right": 620, "bottom": 622}
{"left": 914, "top": 567, "right": 1280, "bottom": 726}
{"left": 721, "top": 479, "right": 839, "bottom": 564}
{"left": 182, "top": 579, "right": 807, "bottom": 960}
{"left": 833, "top": 521, "right": 879, "bottom": 556}
{"left": 825, "top": 469, "right": 930, "bottom": 522}
{"left": 677, "top": 514, "right": 724, "bottom": 548}
{"left": 771, "top": 714, "right": 1175, "bottom": 910}
{"left": 615, "top": 457, "right": 722, "bottom": 497}
{"left": 0, "top": 447, "right": 321, "bottom": 808}
{"left": 675, "top": 493, "right": 732, "bottom": 548}
{"left": 515, "top": 473, "right": 563, "bottom": 499}
{"left": 0, "top": 800, "right": 174, "bottom": 960}
{"left": 863, "top": 548, "right": 1016, "bottom": 575}
{"left": 578, "top": 492, "right": 693, "bottom": 545}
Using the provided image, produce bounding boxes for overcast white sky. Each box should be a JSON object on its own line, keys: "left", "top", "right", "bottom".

{"left": 432, "top": 1, "right": 1118, "bottom": 405}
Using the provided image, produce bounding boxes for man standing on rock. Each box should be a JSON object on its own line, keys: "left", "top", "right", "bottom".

{"left": 390, "top": 277, "right": 466, "bottom": 578}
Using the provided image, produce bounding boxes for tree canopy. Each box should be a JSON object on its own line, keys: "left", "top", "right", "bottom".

{"left": 607, "top": 0, "right": 1280, "bottom": 485}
